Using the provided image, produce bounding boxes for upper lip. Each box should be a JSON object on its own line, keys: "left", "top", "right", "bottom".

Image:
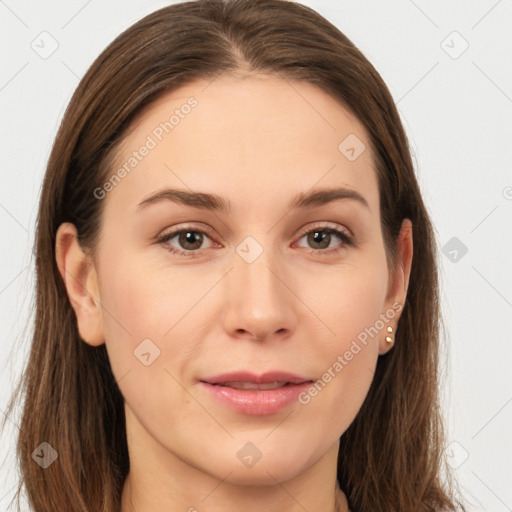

{"left": 201, "top": 371, "right": 312, "bottom": 385}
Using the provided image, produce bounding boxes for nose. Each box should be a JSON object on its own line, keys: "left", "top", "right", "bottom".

{"left": 221, "top": 242, "right": 297, "bottom": 343}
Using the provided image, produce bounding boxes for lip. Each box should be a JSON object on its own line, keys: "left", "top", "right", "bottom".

{"left": 202, "top": 371, "right": 311, "bottom": 385}
{"left": 199, "top": 371, "right": 313, "bottom": 416}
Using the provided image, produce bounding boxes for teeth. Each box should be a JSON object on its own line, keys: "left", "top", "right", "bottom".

{"left": 217, "top": 381, "right": 289, "bottom": 390}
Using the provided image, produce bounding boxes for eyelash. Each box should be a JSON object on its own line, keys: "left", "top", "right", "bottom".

{"left": 155, "top": 223, "right": 354, "bottom": 257}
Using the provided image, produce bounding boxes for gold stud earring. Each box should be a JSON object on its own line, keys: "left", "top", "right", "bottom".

{"left": 385, "top": 325, "right": 393, "bottom": 344}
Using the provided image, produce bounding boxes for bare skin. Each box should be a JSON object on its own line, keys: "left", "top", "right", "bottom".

{"left": 56, "top": 73, "right": 412, "bottom": 512}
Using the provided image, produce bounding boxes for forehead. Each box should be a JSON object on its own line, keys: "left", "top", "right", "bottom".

{"left": 104, "top": 74, "right": 379, "bottom": 216}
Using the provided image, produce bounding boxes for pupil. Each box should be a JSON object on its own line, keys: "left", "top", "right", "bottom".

{"left": 181, "top": 231, "right": 202, "bottom": 249}
{"left": 310, "top": 230, "right": 329, "bottom": 249}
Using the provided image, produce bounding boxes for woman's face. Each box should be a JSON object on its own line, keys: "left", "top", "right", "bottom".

{"left": 62, "top": 74, "right": 411, "bottom": 488}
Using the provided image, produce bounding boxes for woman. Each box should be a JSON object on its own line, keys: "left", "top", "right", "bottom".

{"left": 4, "top": 0, "right": 465, "bottom": 510}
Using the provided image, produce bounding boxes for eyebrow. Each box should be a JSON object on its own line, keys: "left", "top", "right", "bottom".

{"left": 136, "top": 186, "right": 370, "bottom": 213}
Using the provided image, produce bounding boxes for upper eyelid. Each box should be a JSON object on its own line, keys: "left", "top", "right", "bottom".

{"left": 159, "top": 223, "right": 216, "bottom": 241}
{"left": 297, "top": 221, "right": 352, "bottom": 237}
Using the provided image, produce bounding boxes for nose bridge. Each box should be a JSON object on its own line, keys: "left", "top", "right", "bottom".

{"left": 223, "top": 235, "right": 296, "bottom": 340}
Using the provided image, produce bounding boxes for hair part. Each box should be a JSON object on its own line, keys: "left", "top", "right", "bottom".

{"left": 4, "top": 1, "right": 465, "bottom": 510}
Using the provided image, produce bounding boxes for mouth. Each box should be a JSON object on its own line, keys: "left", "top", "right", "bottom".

{"left": 212, "top": 381, "right": 299, "bottom": 390}
{"left": 201, "top": 370, "right": 312, "bottom": 386}
{"left": 199, "top": 371, "right": 314, "bottom": 415}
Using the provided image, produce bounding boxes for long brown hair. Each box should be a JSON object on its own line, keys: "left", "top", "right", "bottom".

{"left": 3, "top": 1, "right": 465, "bottom": 510}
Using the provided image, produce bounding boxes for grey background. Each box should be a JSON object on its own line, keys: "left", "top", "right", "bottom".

{"left": 1, "top": 0, "right": 511, "bottom": 510}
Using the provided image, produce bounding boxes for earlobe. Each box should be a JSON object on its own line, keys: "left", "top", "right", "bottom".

{"left": 379, "top": 218, "right": 413, "bottom": 355}
{"left": 55, "top": 222, "right": 105, "bottom": 346}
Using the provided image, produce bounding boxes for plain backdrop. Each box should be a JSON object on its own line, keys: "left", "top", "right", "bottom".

{"left": 1, "top": 1, "right": 511, "bottom": 510}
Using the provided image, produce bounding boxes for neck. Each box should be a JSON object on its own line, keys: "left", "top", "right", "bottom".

{"left": 121, "top": 477, "right": 349, "bottom": 512}
{"left": 120, "top": 407, "right": 349, "bottom": 512}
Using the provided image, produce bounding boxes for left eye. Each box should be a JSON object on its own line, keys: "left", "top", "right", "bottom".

{"left": 295, "top": 227, "right": 353, "bottom": 253}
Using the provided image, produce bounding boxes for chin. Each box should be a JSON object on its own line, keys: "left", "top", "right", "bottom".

{"left": 212, "top": 457, "right": 309, "bottom": 487}
{"left": 193, "top": 438, "right": 320, "bottom": 487}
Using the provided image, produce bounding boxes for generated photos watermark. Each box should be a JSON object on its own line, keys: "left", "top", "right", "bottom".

{"left": 298, "top": 302, "right": 402, "bottom": 405}
{"left": 93, "top": 96, "right": 198, "bottom": 200}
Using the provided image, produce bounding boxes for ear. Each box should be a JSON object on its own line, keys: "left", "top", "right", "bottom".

{"left": 378, "top": 218, "right": 413, "bottom": 355}
{"left": 55, "top": 222, "right": 105, "bottom": 346}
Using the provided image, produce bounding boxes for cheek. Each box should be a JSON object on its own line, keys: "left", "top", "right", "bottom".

{"left": 96, "top": 262, "right": 203, "bottom": 430}
{"left": 95, "top": 255, "right": 189, "bottom": 379}
{"left": 299, "top": 257, "right": 387, "bottom": 427}
{"left": 312, "top": 257, "right": 388, "bottom": 352}
{"left": 96, "top": 252, "right": 222, "bottom": 397}
{"left": 98, "top": 242, "right": 208, "bottom": 337}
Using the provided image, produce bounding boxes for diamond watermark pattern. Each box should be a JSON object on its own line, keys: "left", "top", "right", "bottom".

{"left": 442, "top": 236, "right": 468, "bottom": 263}
{"left": 236, "top": 236, "right": 263, "bottom": 264}
{"left": 338, "top": 134, "right": 366, "bottom": 162}
{"left": 444, "top": 441, "right": 469, "bottom": 469}
{"left": 441, "top": 31, "right": 469, "bottom": 60}
{"left": 237, "top": 442, "right": 262, "bottom": 468}
{"left": 32, "top": 442, "right": 58, "bottom": 468}
{"left": 134, "top": 338, "right": 161, "bottom": 366}
{"left": 30, "top": 31, "right": 59, "bottom": 60}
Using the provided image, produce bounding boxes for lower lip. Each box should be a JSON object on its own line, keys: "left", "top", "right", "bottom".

{"left": 200, "top": 382, "right": 312, "bottom": 415}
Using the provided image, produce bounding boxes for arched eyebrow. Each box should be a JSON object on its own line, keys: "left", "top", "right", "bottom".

{"left": 136, "top": 186, "right": 370, "bottom": 213}
{"left": 290, "top": 187, "right": 370, "bottom": 211}
{"left": 137, "top": 188, "right": 230, "bottom": 213}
